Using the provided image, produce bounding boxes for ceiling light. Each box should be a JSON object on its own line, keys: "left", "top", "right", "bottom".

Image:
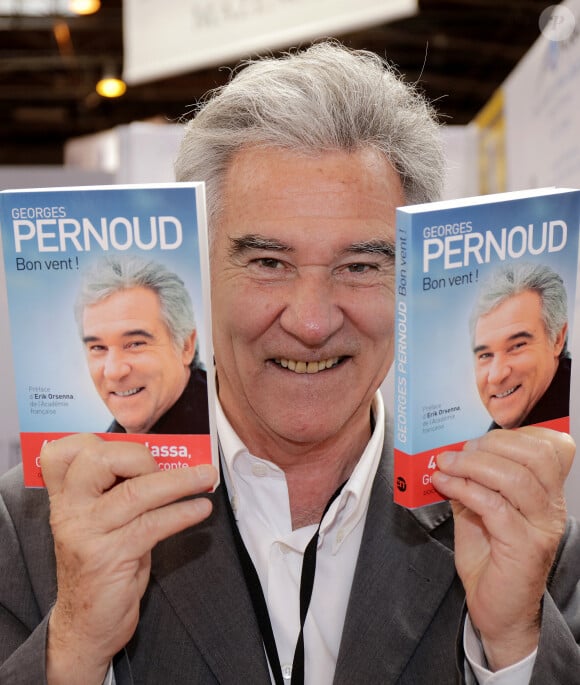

{"left": 69, "top": 0, "right": 101, "bottom": 15}
{"left": 96, "top": 75, "right": 127, "bottom": 98}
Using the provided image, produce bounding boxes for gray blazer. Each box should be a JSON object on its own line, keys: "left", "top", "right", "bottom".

{"left": 1, "top": 430, "right": 579, "bottom": 684}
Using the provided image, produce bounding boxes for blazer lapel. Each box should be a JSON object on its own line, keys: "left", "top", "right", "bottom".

{"left": 335, "top": 435, "right": 457, "bottom": 684}
{"left": 149, "top": 485, "right": 272, "bottom": 684}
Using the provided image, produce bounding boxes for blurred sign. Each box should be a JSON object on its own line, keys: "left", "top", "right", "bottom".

{"left": 503, "top": 0, "right": 580, "bottom": 190}
{"left": 124, "top": 0, "right": 417, "bottom": 84}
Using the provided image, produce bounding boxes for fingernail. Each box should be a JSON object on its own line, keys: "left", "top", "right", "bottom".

{"left": 432, "top": 471, "right": 450, "bottom": 484}
{"left": 437, "top": 452, "right": 457, "bottom": 469}
{"left": 197, "top": 463, "right": 215, "bottom": 481}
{"left": 190, "top": 497, "right": 213, "bottom": 519}
{"left": 192, "top": 498, "right": 212, "bottom": 517}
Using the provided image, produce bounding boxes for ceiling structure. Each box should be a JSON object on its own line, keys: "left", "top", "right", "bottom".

{"left": 0, "top": 0, "right": 551, "bottom": 165}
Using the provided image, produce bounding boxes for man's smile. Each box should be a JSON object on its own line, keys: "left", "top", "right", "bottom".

{"left": 273, "top": 356, "right": 343, "bottom": 374}
{"left": 492, "top": 384, "right": 521, "bottom": 399}
{"left": 110, "top": 387, "right": 145, "bottom": 397}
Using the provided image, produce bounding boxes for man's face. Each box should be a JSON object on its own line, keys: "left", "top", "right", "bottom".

{"left": 211, "top": 146, "right": 404, "bottom": 456}
{"left": 473, "top": 289, "right": 567, "bottom": 429}
{"left": 82, "top": 286, "right": 195, "bottom": 433}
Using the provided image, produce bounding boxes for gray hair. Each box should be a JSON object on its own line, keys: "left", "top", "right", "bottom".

{"left": 174, "top": 40, "right": 444, "bottom": 237}
{"left": 75, "top": 254, "right": 200, "bottom": 366}
{"left": 470, "top": 262, "right": 569, "bottom": 357}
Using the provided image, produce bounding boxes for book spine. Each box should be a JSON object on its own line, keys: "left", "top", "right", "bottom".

{"left": 393, "top": 211, "right": 445, "bottom": 508}
{"left": 393, "top": 209, "right": 415, "bottom": 506}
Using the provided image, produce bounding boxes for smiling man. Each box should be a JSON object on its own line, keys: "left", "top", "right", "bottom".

{"left": 1, "top": 42, "right": 579, "bottom": 685}
{"left": 75, "top": 255, "right": 209, "bottom": 435}
{"left": 471, "top": 263, "right": 570, "bottom": 430}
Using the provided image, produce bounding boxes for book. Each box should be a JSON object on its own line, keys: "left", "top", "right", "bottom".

{"left": 394, "top": 187, "right": 580, "bottom": 508}
{"left": 0, "top": 183, "right": 217, "bottom": 487}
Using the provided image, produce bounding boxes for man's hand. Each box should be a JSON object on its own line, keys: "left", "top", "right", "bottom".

{"left": 432, "top": 427, "right": 574, "bottom": 671}
{"left": 40, "top": 433, "right": 217, "bottom": 685}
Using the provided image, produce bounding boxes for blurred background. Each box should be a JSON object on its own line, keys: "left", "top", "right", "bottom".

{"left": 0, "top": 0, "right": 553, "bottom": 165}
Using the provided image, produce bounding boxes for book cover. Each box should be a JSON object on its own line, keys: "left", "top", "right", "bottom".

{"left": 0, "top": 183, "right": 217, "bottom": 487}
{"left": 394, "top": 187, "right": 580, "bottom": 508}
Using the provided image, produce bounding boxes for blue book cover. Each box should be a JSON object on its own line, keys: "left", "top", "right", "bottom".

{"left": 394, "top": 187, "right": 580, "bottom": 508}
{"left": 0, "top": 183, "right": 216, "bottom": 486}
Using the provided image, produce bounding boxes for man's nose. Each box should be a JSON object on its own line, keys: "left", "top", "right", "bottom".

{"left": 279, "top": 269, "right": 344, "bottom": 346}
{"left": 103, "top": 349, "right": 131, "bottom": 380}
{"left": 487, "top": 354, "right": 510, "bottom": 384}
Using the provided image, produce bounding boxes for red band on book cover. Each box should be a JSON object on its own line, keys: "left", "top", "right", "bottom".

{"left": 20, "top": 432, "right": 212, "bottom": 487}
{"left": 393, "top": 416, "right": 570, "bottom": 509}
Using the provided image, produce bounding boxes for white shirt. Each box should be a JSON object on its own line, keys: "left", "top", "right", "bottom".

{"left": 218, "top": 394, "right": 383, "bottom": 685}
{"left": 104, "top": 391, "right": 535, "bottom": 685}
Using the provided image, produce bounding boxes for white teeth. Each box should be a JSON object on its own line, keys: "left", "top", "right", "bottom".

{"left": 495, "top": 386, "right": 517, "bottom": 399}
{"left": 114, "top": 387, "right": 142, "bottom": 397}
{"left": 275, "top": 357, "right": 340, "bottom": 374}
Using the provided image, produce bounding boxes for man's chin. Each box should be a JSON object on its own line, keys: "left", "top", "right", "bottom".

{"left": 489, "top": 412, "right": 525, "bottom": 430}
{"left": 485, "top": 392, "right": 527, "bottom": 430}
{"left": 109, "top": 412, "right": 153, "bottom": 434}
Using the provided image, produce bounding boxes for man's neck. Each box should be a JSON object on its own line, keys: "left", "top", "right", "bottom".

{"left": 284, "top": 448, "right": 363, "bottom": 528}
{"left": 226, "top": 410, "right": 373, "bottom": 529}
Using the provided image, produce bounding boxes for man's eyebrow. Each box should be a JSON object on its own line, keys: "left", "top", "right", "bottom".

{"left": 122, "top": 329, "right": 155, "bottom": 339}
{"left": 473, "top": 330, "right": 534, "bottom": 354}
{"left": 229, "top": 234, "right": 294, "bottom": 256}
{"left": 228, "top": 235, "right": 395, "bottom": 258}
{"left": 344, "top": 240, "right": 396, "bottom": 258}
{"left": 82, "top": 329, "right": 155, "bottom": 344}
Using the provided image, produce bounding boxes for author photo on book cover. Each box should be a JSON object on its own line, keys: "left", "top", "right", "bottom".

{"left": 1, "top": 41, "right": 579, "bottom": 685}
{"left": 470, "top": 262, "right": 571, "bottom": 430}
{"left": 74, "top": 254, "right": 210, "bottom": 435}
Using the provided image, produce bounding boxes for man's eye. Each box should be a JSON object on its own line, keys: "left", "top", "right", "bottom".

{"left": 126, "top": 341, "right": 146, "bottom": 349}
{"left": 333, "top": 260, "right": 388, "bottom": 286}
{"left": 338, "top": 262, "right": 381, "bottom": 276}
{"left": 255, "top": 258, "right": 284, "bottom": 269}
{"left": 347, "top": 263, "right": 375, "bottom": 273}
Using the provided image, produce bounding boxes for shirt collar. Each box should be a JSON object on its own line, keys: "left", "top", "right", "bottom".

{"left": 216, "top": 392, "right": 385, "bottom": 553}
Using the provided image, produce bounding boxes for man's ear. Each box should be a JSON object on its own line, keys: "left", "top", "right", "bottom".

{"left": 554, "top": 322, "right": 568, "bottom": 357}
{"left": 182, "top": 330, "right": 197, "bottom": 366}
